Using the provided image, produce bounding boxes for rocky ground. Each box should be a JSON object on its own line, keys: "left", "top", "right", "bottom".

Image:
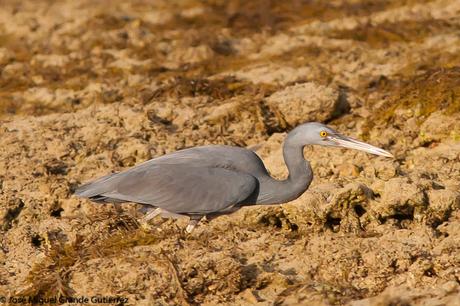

{"left": 0, "top": 0, "right": 459, "bottom": 305}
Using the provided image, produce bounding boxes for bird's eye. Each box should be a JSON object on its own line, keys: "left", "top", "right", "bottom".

{"left": 319, "top": 131, "right": 328, "bottom": 138}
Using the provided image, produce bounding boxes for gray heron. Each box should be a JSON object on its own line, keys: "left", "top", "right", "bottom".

{"left": 75, "top": 122, "right": 393, "bottom": 232}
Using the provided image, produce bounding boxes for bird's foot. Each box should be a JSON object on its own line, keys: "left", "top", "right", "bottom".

{"left": 142, "top": 207, "right": 162, "bottom": 222}
{"left": 140, "top": 208, "right": 167, "bottom": 231}
{"left": 185, "top": 218, "right": 201, "bottom": 234}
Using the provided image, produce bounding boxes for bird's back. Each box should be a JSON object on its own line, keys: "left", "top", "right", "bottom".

{"left": 75, "top": 145, "right": 269, "bottom": 214}
{"left": 143, "top": 145, "right": 268, "bottom": 175}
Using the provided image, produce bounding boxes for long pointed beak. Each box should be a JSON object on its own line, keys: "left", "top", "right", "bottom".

{"left": 329, "top": 134, "right": 394, "bottom": 158}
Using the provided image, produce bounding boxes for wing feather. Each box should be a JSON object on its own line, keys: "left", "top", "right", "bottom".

{"left": 79, "top": 164, "right": 257, "bottom": 215}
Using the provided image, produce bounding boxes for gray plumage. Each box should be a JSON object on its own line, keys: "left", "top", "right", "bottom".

{"left": 75, "top": 122, "right": 393, "bottom": 230}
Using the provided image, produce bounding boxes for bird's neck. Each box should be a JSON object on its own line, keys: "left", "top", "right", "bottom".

{"left": 257, "top": 137, "right": 313, "bottom": 204}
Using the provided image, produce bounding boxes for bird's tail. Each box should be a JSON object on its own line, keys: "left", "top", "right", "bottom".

{"left": 74, "top": 172, "right": 122, "bottom": 203}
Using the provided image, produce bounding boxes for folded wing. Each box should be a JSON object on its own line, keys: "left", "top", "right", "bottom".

{"left": 75, "top": 164, "right": 257, "bottom": 215}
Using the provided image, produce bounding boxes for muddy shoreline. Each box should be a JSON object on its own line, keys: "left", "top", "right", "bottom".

{"left": 1, "top": 0, "right": 459, "bottom": 305}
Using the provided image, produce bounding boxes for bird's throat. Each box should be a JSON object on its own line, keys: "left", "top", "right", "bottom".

{"left": 255, "top": 141, "right": 313, "bottom": 205}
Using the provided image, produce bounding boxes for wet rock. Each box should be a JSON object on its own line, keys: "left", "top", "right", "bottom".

{"left": 1, "top": 62, "right": 27, "bottom": 79}
{"left": 167, "top": 45, "right": 214, "bottom": 67}
{"left": 405, "top": 143, "right": 460, "bottom": 179}
{"left": 373, "top": 160, "right": 398, "bottom": 180}
{"left": 337, "top": 162, "right": 361, "bottom": 177}
{"left": 281, "top": 183, "right": 335, "bottom": 231}
{"left": 363, "top": 159, "right": 398, "bottom": 180}
{"left": 426, "top": 189, "right": 460, "bottom": 226}
{"left": 0, "top": 47, "right": 14, "bottom": 65}
{"left": 20, "top": 87, "right": 79, "bottom": 114}
{"left": 112, "top": 140, "right": 150, "bottom": 167}
{"left": 265, "top": 83, "right": 339, "bottom": 126}
{"left": 204, "top": 100, "right": 240, "bottom": 124}
{"left": 181, "top": 252, "right": 246, "bottom": 301}
{"left": 32, "top": 54, "right": 70, "bottom": 68}
{"left": 418, "top": 112, "right": 460, "bottom": 145}
{"left": 44, "top": 159, "right": 68, "bottom": 176}
{"left": 233, "top": 63, "right": 312, "bottom": 85}
{"left": 283, "top": 183, "right": 374, "bottom": 233}
{"left": 325, "top": 183, "right": 374, "bottom": 232}
{"left": 376, "top": 178, "right": 428, "bottom": 223}
{"left": 1, "top": 198, "right": 25, "bottom": 231}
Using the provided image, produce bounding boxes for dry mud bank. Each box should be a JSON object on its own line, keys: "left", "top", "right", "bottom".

{"left": 0, "top": 0, "right": 459, "bottom": 305}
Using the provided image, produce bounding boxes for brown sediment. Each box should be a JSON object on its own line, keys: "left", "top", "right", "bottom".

{"left": 362, "top": 67, "right": 460, "bottom": 132}
{"left": 329, "top": 18, "right": 460, "bottom": 48}
{"left": 1, "top": 0, "right": 460, "bottom": 305}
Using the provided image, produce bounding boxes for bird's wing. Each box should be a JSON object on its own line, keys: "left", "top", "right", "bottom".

{"left": 77, "top": 164, "right": 258, "bottom": 215}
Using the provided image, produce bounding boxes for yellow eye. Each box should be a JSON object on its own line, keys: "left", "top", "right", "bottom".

{"left": 319, "top": 131, "right": 328, "bottom": 138}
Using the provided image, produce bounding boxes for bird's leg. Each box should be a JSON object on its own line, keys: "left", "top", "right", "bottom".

{"left": 139, "top": 207, "right": 167, "bottom": 231}
{"left": 185, "top": 216, "right": 202, "bottom": 234}
{"left": 185, "top": 219, "right": 198, "bottom": 233}
{"left": 142, "top": 207, "right": 162, "bottom": 222}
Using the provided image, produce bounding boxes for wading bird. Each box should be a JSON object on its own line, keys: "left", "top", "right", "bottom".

{"left": 75, "top": 122, "right": 393, "bottom": 232}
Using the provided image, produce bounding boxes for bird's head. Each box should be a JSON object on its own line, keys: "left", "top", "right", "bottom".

{"left": 289, "top": 122, "right": 394, "bottom": 158}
